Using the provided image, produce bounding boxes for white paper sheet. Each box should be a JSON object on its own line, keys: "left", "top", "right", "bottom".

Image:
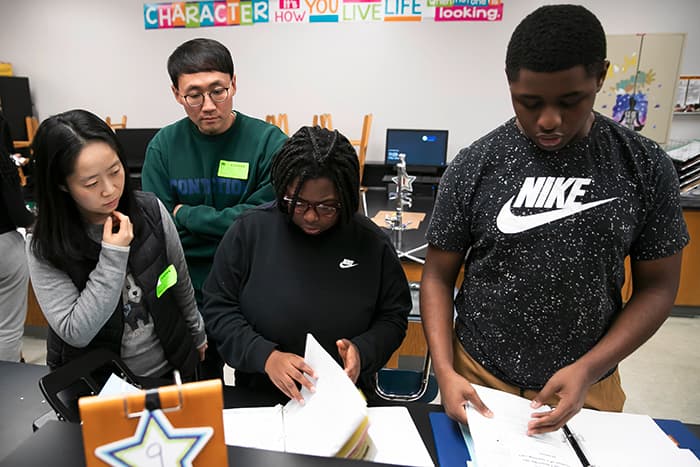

{"left": 567, "top": 409, "right": 698, "bottom": 467}
{"left": 667, "top": 140, "right": 700, "bottom": 162}
{"left": 222, "top": 406, "right": 285, "bottom": 451}
{"left": 675, "top": 449, "right": 700, "bottom": 466}
{"left": 282, "top": 333, "right": 368, "bottom": 457}
{"left": 224, "top": 405, "right": 434, "bottom": 466}
{"left": 366, "top": 407, "right": 434, "bottom": 467}
{"left": 466, "top": 385, "right": 580, "bottom": 467}
{"left": 97, "top": 373, "right": 142, "bottom": 397}
{"left": 465, "top": 384, "right": 699, "bottom": 467}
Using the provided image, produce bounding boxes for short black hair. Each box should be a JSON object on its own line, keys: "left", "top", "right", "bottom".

{"left": 271, "top": 126, "right": 359, "bottom": 223}
{"left": 506, "top": 4, "right": 606, "bottom": 82}
{"left": 167, "top": 38, "right": 234, "bottom": 88}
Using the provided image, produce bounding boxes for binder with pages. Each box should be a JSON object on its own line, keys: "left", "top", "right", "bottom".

{"left": 430, "top": 385, "right": 700, "bottom": 467}
{"left": 222, "top": 333, "right": 434, "bottom": 466}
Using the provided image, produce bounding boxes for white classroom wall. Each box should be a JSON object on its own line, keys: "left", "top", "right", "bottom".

{"left": 0, "top": 0, "right": 698, "bottom": 162}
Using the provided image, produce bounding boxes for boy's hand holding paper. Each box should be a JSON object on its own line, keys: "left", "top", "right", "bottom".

{"left": 440, "top": 370, "right": 493, "bottom": 424}
{"left": 463, "top": 384, "right": 698, "bottom": 467}
{"left": 527, "top": 362, "right": 591, "bottom": 435}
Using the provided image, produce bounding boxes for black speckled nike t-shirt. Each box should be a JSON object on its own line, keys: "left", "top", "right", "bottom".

{"left": 426, "top": 113, "right": 689, "bottom": 389}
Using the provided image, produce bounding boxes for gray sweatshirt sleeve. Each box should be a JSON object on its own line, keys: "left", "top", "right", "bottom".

{"left": 26, "top": 236, "right": 129, "bottom": 348}
{"left": 158, "top": 200, "right": 207, "bottom": 348}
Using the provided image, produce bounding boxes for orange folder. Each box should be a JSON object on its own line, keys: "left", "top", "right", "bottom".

{"left": 79, "top": 379, "right": 228, "bottom": 466}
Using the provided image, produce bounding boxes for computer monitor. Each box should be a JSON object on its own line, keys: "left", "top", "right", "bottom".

{"left": 385, "top": 129, "right": 448, "bottom": 174}
{"left": 114, "top": 128, "right": 160, "bottom": 172}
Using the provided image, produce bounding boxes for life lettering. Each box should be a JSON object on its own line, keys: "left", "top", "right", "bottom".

{"left": 385, "top": 0, "right": 421, "bottom": 16}
{"left": 304, "top": 0, "right": 339, "bottom": 15}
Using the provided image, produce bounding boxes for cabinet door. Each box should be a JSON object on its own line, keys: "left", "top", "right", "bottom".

{"left": 676, "top": 209, "right": 700, "bottom": 306}
{"left": 623, "top": 209, "right": 700, "bottom": 307}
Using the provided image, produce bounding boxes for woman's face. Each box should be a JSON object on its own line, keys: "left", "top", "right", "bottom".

{"left": 64, "top": 141, "right": 125, "bottom": 224}
{"left": 285, "top": 177, "right": 341, "bottom": 235}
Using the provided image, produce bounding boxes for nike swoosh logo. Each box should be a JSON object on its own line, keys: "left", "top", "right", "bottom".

{"left": 339, "top": 260, "right": 358, "bottom": 269}
{"left": 496, "top": 196, "right": 618, "bottom": 234}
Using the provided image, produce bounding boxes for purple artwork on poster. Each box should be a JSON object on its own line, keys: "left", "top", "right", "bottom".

{"left": 610, "top": 69, "right": 656, "bottom": 132}
{"left": 613, "top": 92, "right": 648, "bottom": 131}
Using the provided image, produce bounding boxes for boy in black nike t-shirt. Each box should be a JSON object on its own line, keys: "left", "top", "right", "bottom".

{"left": 421, "top": 4, "right": 688, "bottom": 435}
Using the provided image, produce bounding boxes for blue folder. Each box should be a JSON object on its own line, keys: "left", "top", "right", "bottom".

{"left": 655, "top": 418, "right": 700, "bottom": 459}
{"left": 429, "top": 412, "right": 700, "bottom": 466}
{"left": 429, "top": 412, "right": 471, "bottom": 467}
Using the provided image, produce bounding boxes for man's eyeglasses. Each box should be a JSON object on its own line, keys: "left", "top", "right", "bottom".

{"left": 283, "top": 196, "right": 340, "bottom": 217}
{"left": 180, "top": 83, "right": 231, "bottom": 108}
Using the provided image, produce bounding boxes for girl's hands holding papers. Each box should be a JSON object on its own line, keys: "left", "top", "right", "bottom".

{"left": 336, "top": 339, "right": 360, "bottom": 383}
{"left": 439, "top": 370, "right": 493, "bottom": 424}
{"left": 264, "top": 350, "right": 317, "bottom": 403}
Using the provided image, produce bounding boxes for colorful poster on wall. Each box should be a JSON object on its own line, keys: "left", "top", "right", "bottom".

{"left": 595, "top": 33, "right": 685, "bottom": 144}
{"left": 143, "top": 0, "right": 504, "bottom": 28}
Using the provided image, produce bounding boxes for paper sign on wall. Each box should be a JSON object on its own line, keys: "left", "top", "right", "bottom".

{"left": 144, "top": 0, "right": 505, "bottom": 28}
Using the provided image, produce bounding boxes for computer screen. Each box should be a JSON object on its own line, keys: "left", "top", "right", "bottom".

{"left": 114, "top": 128, "right": 160, "bottom": 171}
{"left": 385, "top": 129, "right": 448, "bottom": 171}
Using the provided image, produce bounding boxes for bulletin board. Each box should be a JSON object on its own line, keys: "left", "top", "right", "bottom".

{"left": 595, "top": 33, "right": 686, "bottom": 144}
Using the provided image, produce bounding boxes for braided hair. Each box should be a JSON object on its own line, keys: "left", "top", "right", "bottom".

{"left": 271, "top": 126, "right": 359, "bottom": 224}
{"left": 506, "top": 4, "right": 607, "bottom": 82}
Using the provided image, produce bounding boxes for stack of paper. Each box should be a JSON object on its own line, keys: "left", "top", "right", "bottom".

{"left": 281, "top": 333, "right": 371, "bottom": 459}
{"left": 223, "top": 333, "right": 434, "bottom": 466}
{"left": 464, "top": 384, "right": 699, "bottom": 467}
{"left": 667, "top": 140, "right": 700, "bottom": 193}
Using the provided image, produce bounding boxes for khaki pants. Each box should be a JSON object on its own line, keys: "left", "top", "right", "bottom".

{"left": 452, "top": 332, "right": 626, "bottom": 411}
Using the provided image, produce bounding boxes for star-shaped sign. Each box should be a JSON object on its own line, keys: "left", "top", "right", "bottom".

{"left": 391, "top": 174, "right": 416, "bottom": 193}
{"left": 95, "top": 409, "right": 213, "bottom": 467}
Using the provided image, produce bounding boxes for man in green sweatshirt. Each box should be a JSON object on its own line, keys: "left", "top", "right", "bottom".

{"left": 142, "top": 38, "right": 288, "bottom": 378}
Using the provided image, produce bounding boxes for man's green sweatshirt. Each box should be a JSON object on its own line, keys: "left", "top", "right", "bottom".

{"left": 141, "top": 112, "right": 288, "bottom": 296}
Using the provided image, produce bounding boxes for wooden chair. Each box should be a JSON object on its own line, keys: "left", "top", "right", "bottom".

{"left": 312, "top": 113, "right": 333, "bottom": 130}
{"left": 265, "top": 113, "right": 289, "bottom": 135}
{"left": 12, "top": 116, "right": 39, "bottom": 150}
{"left": 351, "top": 114, "right": 373, "bottom": 182}
{"left": 105, "top": 115, "right": 127, "bottom": 130}
{"left": 350, "top": 114, "right": 373, "bottom": 215}
{"left": 12, "top": 116, "right": 39, "bottom": 186}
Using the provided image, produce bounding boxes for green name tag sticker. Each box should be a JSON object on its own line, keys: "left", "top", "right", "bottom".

{"left": 217, "top": 160, "right": 249, "bottom": 180}
{"left": 156, "top": 264, "right": 177, "bottom": 298}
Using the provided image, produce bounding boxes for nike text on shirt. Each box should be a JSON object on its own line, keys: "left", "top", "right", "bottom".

{"left": 497, "top": 177, "right": 617, "bottom": 234}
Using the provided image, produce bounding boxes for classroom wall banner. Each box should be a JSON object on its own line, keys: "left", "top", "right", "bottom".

{"left": 143, "top": 0, "right": 503, "bottom": 28}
